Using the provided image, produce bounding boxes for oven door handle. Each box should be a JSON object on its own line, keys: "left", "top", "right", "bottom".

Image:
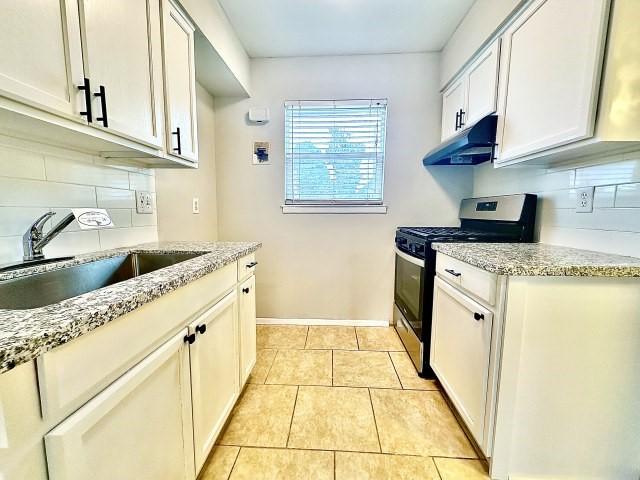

{"left": 395, "top": 247, "right": 424, "bottom": 267}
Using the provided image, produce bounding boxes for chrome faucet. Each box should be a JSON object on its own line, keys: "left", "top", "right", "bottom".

{"left": 23, "top": 211, "right": 76, "bottom": 261}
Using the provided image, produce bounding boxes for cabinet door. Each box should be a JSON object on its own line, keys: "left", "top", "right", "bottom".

{"left": 441, "top": 77, "right": 466, "bottom": 141}
{"left": 162, "top": 0, "right": 198, "bottom": 162}
{"left": 79, "top": 0, "right": 164, "bottom": 147}
{"left": 430, "top": 277, "right": 493, "bottom": 449}
{"left": 189, "top": 291, "right": 239, "bottom": 472}
{"left": 44, "top": 330, "right": 195, "bottom": 480}
{"left": 0, "top": 0, "right": 84, "bottom": 120}
{"left": 464, "top": 39, "right": 500, "bottom": 128}
{"left": 239, "top": 275, "right": 257, "bottom": 386}
{"left": 496, "top": 0, "right": 610, "bottom": 163}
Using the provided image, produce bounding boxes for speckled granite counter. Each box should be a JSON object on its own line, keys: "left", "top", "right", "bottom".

{"left": 432, "top": 243, "right": 640, "bottom": 277}
{"left": 0, "top": 241, "right": 261, "bottom": 374}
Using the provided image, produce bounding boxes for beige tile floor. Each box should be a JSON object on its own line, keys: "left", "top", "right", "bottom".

{"left": 201, "top": 325, "right": 490, "bottom": 480}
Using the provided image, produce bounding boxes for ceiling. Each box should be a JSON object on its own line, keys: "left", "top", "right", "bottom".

{"left": 218, "top": 0, "right": 475, "bottom": 58}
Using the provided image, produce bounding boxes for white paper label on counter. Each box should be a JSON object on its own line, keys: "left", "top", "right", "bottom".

{"left": 72, "top": 208, "right": 114, "bottom": 229}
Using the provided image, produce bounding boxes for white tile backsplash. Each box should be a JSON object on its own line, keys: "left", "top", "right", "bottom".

{"left": 45, "top": 155, "right": 130, "bottom": 189}
{"left": 615, "top": 183, "right": 640, "bottom": 208}
{"left": 474, "top": 149, "right": 640, "bottom": 258}
{"left": 0, "top": 136, "right": 157, "bottom": 264}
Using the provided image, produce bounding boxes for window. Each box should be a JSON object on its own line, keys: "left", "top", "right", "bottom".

{"left": 284, "top": 99, "right": 388, "bottom": 210}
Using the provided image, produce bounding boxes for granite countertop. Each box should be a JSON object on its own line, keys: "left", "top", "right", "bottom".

{"left": 0, "top": 241, "right": 261, "bottom": 374}
{"left": 432, "top": 243, "right": 640, "bottom": 277}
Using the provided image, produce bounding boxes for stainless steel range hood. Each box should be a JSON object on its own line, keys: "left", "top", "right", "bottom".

{"left": 422, "top": 115, "right": 497, "bottom": 166}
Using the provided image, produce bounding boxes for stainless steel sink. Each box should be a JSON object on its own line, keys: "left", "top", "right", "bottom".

{"left": 0, "top": 256, "right": 75, "bottom": 273}
{"left": 0, "top": 252, "right": 205, "bottom": 310}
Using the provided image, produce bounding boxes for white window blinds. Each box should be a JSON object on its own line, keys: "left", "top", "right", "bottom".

{"left": 285, "top": 99, "right": 387, "bottom": 205}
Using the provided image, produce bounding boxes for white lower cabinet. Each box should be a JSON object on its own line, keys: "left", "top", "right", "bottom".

{"left": 44, "top": 329, "right": 195, "bottom": 480}
{"left": 431, "top": 276, "right": 493, "bottom": 450}
{"left": 239, "top": 275, "right": 257, "bottom": 386}
{"left": 188, "top": 290, "right": 240, "bottom": 473}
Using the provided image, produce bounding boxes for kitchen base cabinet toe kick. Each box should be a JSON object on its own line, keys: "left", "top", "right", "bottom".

{"left": 430, "top": 250, "right": 640, "bottom": 480}
{"left": 0, "top": 253, "right": 258, "bottom": 480}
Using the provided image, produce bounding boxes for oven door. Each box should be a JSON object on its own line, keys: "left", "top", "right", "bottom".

{"left": 394, "top": 248, "right": 424, "bottom": 363}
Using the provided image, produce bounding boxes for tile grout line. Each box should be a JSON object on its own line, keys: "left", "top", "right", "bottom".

{"left": 262, "top": 349, "right": 279, "bottom": 384}
{"left": 355, "top": 327, "right": 360, "bottom": 350}
{"left": 303, "top": 326, "right": 310, "bottom": 349}
{"left": 333, "top": 450, "right": 336, "bottom": 480}
{"left": 431, "top": 456, "right": 445, "bottom": 480}
{"left": 225, "top": 446, "right": 242, "bottom": 480}
{"left": 215, "top": 442, "right": 478, "bottom": 460}
{"left": 367, "top": 387, "right": 383, "bottom": 454}
{"left": 285, "top": 385, "right": 300, "bottom": 448}
{"left": 387, "top": 351, "right": 405, "bottom": 390}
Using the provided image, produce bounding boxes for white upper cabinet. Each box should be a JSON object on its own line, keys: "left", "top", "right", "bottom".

{"left": 188, "top": 291, "right": 239, "bottom": 473}
{"left": 0, "top": 0, "right": 84, "bottom": 120}
{"left": 440, "top": 39, "right": 500, "bottom": 142}
{"left": 79, "top": 0, "right": 164, "bottom": 148}
{"left": 495, "top": 0, "right": 610, "bottom": 164}
{"left": 464, "top": 40, "right": 500, "bottom": 129}
{"left": 441, "top": 78, "right": 466, "bottom": 142}
{"left": 44, "top": 330, "right": 195, "bottom": 480}
{"left": 161, "top": 0, "right": 198, "bottom": 163}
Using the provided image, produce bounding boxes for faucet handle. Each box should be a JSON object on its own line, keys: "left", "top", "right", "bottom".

{"left": 29, "top": 211, "right": 56, "bottom": 236}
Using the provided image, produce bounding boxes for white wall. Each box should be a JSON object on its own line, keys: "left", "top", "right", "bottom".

{"left": 215, "top": 53, "right": 473, "bottom": 321}
{"left": 0, "top": 136, "right": 158, "bottom": 265}
{"left": 474, "top": 151, "right": 640, "bottom": 257}
{"left": 440, "top": 0, "right": 523, "bottom": 88}
{"left": 156, "top": 83, "right": 218, "bottom": 241}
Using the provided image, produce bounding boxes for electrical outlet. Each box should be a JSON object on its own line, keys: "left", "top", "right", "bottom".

{"left": 576, "top": 187, "right": 594, "bottom": 213}
{"left": 135, "top": 191, "right": 153, "bottom": 214}
{"left": 192, "top": 197, "right": 200, "bottom": 214}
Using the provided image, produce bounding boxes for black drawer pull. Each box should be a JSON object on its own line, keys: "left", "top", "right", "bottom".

{"left": 172, "top": 127, "right": 182, "bottom": 155}
{"left": 242, "top": 287, "right": 250, "bottom": 294}
{"left": 444, "top": 268, "right": 461, "bottom": 277}
{"left": 195, "top": 324, "right": 207, "bottom": 335}
{"left": 246, "top": 261, "right": 258, "bottom": 268}
{"left": 184, "top": 333, "right": 196, "bottom": 344}
{"left": 78, "top": 78, "right": 93, "bottom": 122}
{"left": 94, "top": 85, "right": 108, "bottom": 127}
{"left": 474, "top": 312, "right": 484, "bottom": 321}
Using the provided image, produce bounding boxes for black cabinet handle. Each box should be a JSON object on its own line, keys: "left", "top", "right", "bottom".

{"left": 242, "top": 287, "right": 250, "bottom": 294}
{"left": 184, "top": 333, "right": 196, "bottom": 344}
{"left": 444, "top": 268, "right": 462, "bottom": 277}
{"left": 474, "top": 312, "right": 484, "bottom": 321}
{"left": 78, "top": 78, "right": 93, "bottom": 122}
{"left": 454, "top": 110, "right": 460, "bottom": 131}
{"left": 94, "top": 85, "right": 108, "bottom": 127}
{"left": 459, "top": 109, "right": 466, "bottom": 129}
{"left": 172, "top": 127, "right": 182, "bottom": 155}
{"left": 195, "top": 324, "right": 207, "bottom": 335}
{"left": 246, "top": 261, "right": 258, "bottom": 268}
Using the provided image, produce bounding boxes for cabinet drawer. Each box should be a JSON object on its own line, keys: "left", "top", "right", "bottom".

{"left": 37, "top": 262, "right": 236, "bottom": 422}
{"left": 237, "top": 253, "right": 257, "bottom": 281}
{"left": 436, "top": 254, "right": 497, "bottom": 305}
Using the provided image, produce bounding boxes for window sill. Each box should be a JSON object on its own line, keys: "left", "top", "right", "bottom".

{"left": 281, "top": 205, "right": 388, "bottom": 214}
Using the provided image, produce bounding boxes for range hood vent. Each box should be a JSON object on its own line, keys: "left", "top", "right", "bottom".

{"left": 423, "top": 115, "right": 498, "bottom": 166}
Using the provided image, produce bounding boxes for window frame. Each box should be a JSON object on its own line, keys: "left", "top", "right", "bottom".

{"left": 282, "top": 98, "right": 388, "bottom": 214}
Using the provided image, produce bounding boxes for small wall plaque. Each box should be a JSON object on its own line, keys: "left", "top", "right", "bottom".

{"left": 253, "top": 141, "right": 270, "bottom": 165}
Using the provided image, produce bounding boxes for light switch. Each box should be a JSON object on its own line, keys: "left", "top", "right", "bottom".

{"left": 192, "top": 197, "right": 200, "bottom": 214}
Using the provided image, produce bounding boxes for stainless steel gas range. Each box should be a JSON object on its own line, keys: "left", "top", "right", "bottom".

{"left": 394, "top": 194, "right": 537, "bottom": 377}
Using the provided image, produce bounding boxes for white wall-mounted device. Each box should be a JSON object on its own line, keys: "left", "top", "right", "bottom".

{"left": 248, "top": 107, "right": 270, "bottom": 124}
